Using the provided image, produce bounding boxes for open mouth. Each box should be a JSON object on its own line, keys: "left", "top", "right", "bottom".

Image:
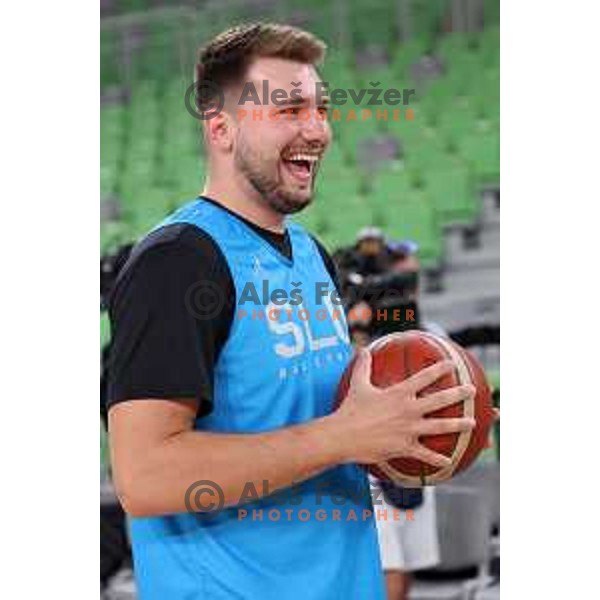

{"left": 281, "top": 152, "right": 321, "bottom": 184}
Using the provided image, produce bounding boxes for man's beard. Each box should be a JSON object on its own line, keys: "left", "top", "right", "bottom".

{"left": 234, "top": 141, "right": 315, "bottom": 215}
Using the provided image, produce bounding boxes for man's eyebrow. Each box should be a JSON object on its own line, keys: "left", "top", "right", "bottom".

{"left": 276, "top": 97, "right": 306, "bottom": 107}
{"left": 276, "top": 96, "right": 331, "bottom": 107}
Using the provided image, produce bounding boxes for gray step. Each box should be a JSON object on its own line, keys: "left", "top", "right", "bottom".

{"left": 481, "top": 190, "right": 500, "bottom": 227}
{"left": 443, "top": 223, "right": 499, "bottom": 267}
{"left": 425, "top": 266, "right": 499, "bottom": 300}
{"left": 409, "top": 581, "right": 469, "bottom": 600}
{"left": 445, "top": 237, "right": 499, "bottom": 271}
{"left": 422, "top": 292, "right": 499, "bottom": 333}
{"left": 474, "top": 585, "right": 500, "bottom": 600}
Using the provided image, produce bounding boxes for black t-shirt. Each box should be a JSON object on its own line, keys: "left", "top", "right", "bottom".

{"left": 106, "top": 197, "right": 340, "bottom": 417}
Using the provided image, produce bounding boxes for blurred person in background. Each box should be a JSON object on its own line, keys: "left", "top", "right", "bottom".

{"left": 389, "top": 240, "right": 420, "bottom": 275}
{"left": 100, "top": 243, "right": 134, "bottom": 592}
{"left": 352, "top": 226, "right": 391, "bottom": 275}
{"left": 349, "top": 322, "right": 372, "bottom": 349}
{"left": 368, "top": 241, "right": 442, "bottom": 600}
{"left": 338, "top": 230, "right": 418, "bottom": 337}
{"left": 388, "top": 240, "right": 445, "bottom": 337}
{"left": 337, "top": 226, "right": 392, "bottom": 283}
{"left": 370, "top": 476, "right": 439, "bottom": 600}
{"left": 101, "top": 243, "right": 134, "bottom": 311}
{"left": 100, "top": 243, "right": 134, "bottom": 426}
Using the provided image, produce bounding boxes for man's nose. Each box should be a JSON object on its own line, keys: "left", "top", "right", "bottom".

{"left": 301, "top": 108, "right": 330, "bottom": 143}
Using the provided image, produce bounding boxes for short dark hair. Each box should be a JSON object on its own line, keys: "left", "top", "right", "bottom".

{"left": 195, "top": 22, "right": 326, "bottom": 105}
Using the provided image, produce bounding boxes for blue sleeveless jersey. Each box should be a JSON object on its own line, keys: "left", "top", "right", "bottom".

{"left": 129, "top": 198, "right": 385, "bottom": 600}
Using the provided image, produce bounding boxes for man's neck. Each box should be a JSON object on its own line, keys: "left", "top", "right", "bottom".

{"left": 202, "top": 174, "right": 286, "bottom": 234}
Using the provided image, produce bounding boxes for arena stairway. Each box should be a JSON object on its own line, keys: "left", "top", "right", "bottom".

{"left": 409, "top": 485, "right": 494, "bottom": 600}
{"left": 421, "top": 190, "right": 499, "bottom": 335}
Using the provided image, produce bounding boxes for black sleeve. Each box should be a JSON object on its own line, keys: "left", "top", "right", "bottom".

{"left": 310, "top": 235, "right": 342, "bottom": 293}
{"left": 106, "top": 224, "right": 234, "bottom": 417}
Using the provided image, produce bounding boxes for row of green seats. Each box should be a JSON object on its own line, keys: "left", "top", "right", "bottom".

{"left": 102, "top": 28, "right": 498, "bottom": 255}
{"left": 104, "top": 118, "right": 493, "bottom": 237}
{"left": 104, "top": 119, "right": 489, "bottom": 251}
{"left": 105, "top": 138, "right": 488, "bottom": 263}
{"left": 294, "top": 156, "right": 444, "bottom": 264}
{"left": 101, "top": 76, "right": 203, "bottom": 196}
{"left": 102, "top": 29, "right": 497, "bottom": 165}
{"left": 101, "top": 6, "right": 499, "bottom": 91}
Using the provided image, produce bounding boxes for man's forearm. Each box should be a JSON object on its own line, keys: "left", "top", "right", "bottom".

{"left": 116, "top": 414, "right": 349, "bottom": 517}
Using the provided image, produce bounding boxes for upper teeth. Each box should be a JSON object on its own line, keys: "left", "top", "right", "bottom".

{"left": 287, "top": 154, "right": 319, "bottom": 162}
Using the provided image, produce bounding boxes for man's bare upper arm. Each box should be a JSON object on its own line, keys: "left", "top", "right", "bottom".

{"left": 108, "top": 399, "right": 198, "bottom": 494}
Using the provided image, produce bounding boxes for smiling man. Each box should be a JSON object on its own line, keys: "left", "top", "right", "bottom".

{"left": 107, "top": 23, "right": 475, "bottom": 600}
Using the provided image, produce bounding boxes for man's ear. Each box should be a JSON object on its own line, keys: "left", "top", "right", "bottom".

{"left": 204, "top": 111, "right": 235, "bottom": 153}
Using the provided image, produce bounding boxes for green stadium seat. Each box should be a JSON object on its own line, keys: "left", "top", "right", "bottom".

{"left": 436, "top": 32, "right": 471, "bottom": 61}
{"left": 370, "top": 168, "right": 442, "bottom": 265}
{"left": 401, "top": 129, "right": 448, "bottom": 174}
{"left": 447, "top": 52, "right": 485, "bottom": 96}
{"left": 426, "top": 163, "right": 479, "bottom": 226}
{"left": 101, "top": 220, "right": 132, "bottom": 255}
{"left": 480, "top": 27, "right": 500, "bottom": 68}
{"left": 351, "top": 0, "right": 397, "bottom": 51}
{"left": 458, "top": 127, "right": 500, "bottom": 185}
{"left": 118, "top": 0, "right": 147, "bottom": 13}
{"left": 387, "top": 117, "right": 426, "bottom": 148}
{"left": 323, "top": 69, "right": 357, "bottom": 139}
{"left": 418, "top": 79, "right": 456, "bottom": 124}
{"left": 118, "top": 87, "right": 166, "bottom": 191}
{"left": 100, "top": 164, "right": 118, "bottom": 199}
{"left": 481, "top": 64, "right": 500, "bottom": 102}
{"left": 392, "top": 38, "right": 430, "bottom": 82}
{"left": 100, "top": 29, "right": 121, "bottom": 89}
{"left": 291, "top": 203, "right": 323, "bottom": 237}
{"left": 328, "top": 194, "right": 377, "bottom": 248}
{"left": 410, "top": 0, "right": 448, "bottom": 47}
{"left": 436, "top": 101, "right": 476, "bottom": 146}
{"left": 285, "top": 0, "right": 338, "bottom": 50}
{"left": 471, "top": 91, "right": 498, "bottom": 122}
{"left": 354, "top": 61, "right": 397, "bottom": 92}
{"left": 483, "top": 0, "right": 501, "bottom": 27}
{"left": 122, "top": 186, "right": 176, "bottom": 236}
{"left": 337, "top": 119, "right": 377, "bottom": 166}
{"left": 315, "top": 170, "right": 360, "bottom": 210}
{"left": 295, "top": 190, "right": 375, "bottom": 250}
{"left": 131, "top": 21, "right": 182, "bottom": 83}
{"left": 321, "top": 48, "right": 354, "bottom": 83}
{"left": 321, "top": 142, "right": 348, "bottom": 171}
{"left": 101, "top": 110, "right": 126, "bottom": 198}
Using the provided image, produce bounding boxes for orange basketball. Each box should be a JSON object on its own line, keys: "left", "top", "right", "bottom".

{"left": 335, "top": 331, "right": 495, "bottom": 486}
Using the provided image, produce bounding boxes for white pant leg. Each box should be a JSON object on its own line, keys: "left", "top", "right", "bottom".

{"left": 370, "top": 477, "right": 440, "bottom": 572}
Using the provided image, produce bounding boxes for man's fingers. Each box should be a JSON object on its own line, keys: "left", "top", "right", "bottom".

{"left": 349, "top": 349, "right": 372, "bottom": 390}
{"left": 410, "top": 444, "right": 453, "bottom": 468}
{"left": 418, "top": 385, "right": 476, "bottom": 415}
{"left": 414, "top": 416, "right": 476, "bottom": 436}
{"left": 394, "top": 360, "right": 455, "bottom": 395}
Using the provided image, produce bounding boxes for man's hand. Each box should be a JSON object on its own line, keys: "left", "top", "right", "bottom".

{"left": 331, "top": 350, "right": 476, "bottom": 467}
